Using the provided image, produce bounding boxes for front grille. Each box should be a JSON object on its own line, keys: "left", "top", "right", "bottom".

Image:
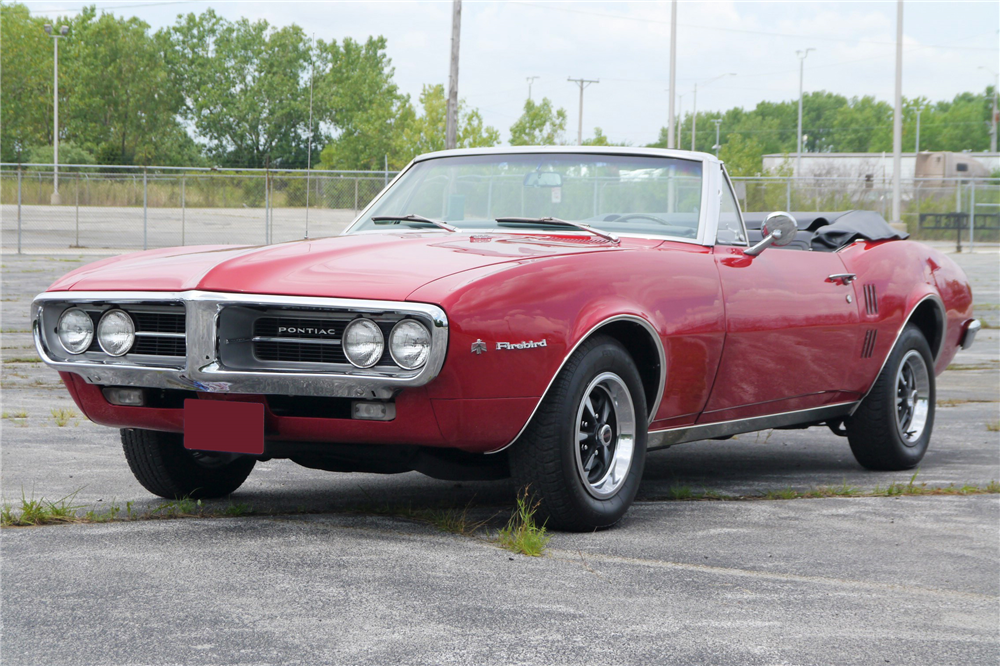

{"left": 131, "top": 307, "right": 186, "bottom": 357}
{"left": 246, "top": 313, "right": 397, "bottom": 367}
{"left": 81, "top": 305, "right": 186, "bottom": 357}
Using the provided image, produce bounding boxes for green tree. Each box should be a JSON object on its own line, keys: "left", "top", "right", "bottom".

{"left": 397, "top": 84, "right": 500, "bottom": 160}
{"left": 718, "top": 133, "right": 767, "bottom": 176}
{"left": 163, "top": 10, "right": 313, "bottom": 167}
{"left": 63, "top": 8, "right": 188, "bottom": 165}
{"left": 509, "top": 98, "right": 567, "bottom": 145}
{"left": 0, "top": 3, "right": 56, "bottom": 162}
{"left": 316, "top": 36, "right": 411, "bottom": 170}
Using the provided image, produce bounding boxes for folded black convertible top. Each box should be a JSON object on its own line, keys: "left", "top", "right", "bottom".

{"left": 741, "top": 210, "right": 908, "bottom": 252}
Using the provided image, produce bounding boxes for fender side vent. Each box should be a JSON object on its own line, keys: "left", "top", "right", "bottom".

{"left": 861, "top": 329, "right": 878, "bottom": 358}
{"left": 863, "top": 284, "right": 879, "bottom": 316}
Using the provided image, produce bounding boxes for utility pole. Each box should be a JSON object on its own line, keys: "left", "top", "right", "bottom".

{"left": 915, "top": 102, "right": 924, "bottom": 154}
{"left": 796, "top": 48, "right": 815, "bottom": 178}
{"left": 676, "top": 92, "right": 687, "bottom": 148}
{"left": 526, "top": 76, "right": 539, "bottom": 101}
{"left": 980, "top": 66, "right": 998, "bottom": 153}
{"left": 691, "top": 73, "right": 734, "bottom": 152}
{"left": 667, "top": 0, "right": 677, "bottom": 149}
{"left": 305, "top": 34, "right": 315, "bottom": 239}
{"left": 45, "top": 23, "right": 69, "bottom": 205}
{"left": 891, "top": 0, "right": 903, "bottom": 225}
{"left": 445, "top": 0, "right": 462, "bottom": 150}
{"left": 568, "top": 77, "right": 599, "bottom": 145}
{"left": 712, "top": 118, "right": 722, "bottom": 157}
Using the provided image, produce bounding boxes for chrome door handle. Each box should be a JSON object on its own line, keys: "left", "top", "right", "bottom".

{"left": 827, "top": 273, "right": 857, "bottom": 285}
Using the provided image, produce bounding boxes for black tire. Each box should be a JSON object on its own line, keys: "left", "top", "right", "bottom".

{"left": 846, "top": 325, "right": 936, "bottom": 470}
{"left": 510, "top": 335, "right": 648, "bottom": 532}
{"left": 121, "top": 428, "right": 256, "bottom": 499}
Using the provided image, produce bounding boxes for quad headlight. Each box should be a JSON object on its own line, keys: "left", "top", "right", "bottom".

{"left": 56, "top": 308, "right": 94, "bottom": 355}
{"left": 97, "top": 310, "right": 135, "bottom": 356}
{"left": 343, "top": 318, "right": 384, "bottom": 368}
{"left": 389, "top": 320, "right": 430, "bottom": 370}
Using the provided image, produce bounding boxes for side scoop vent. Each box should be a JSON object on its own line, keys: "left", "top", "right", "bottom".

{"left": 861, "top": 329, "right": 878, "bottom": 358}
{"left": 863, "top": 284, "right": 879, "bottom": 316}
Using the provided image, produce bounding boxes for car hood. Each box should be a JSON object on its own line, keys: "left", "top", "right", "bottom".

{"left": 49, "top": 232, "right": 632, "bottom": 301}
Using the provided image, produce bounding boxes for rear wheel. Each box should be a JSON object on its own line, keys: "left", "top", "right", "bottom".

{"left": 846, "top": 325, "right": 935, "bottom": 470}
{"left": 511, "top": 336, "right": 647, "bottom": 532}
{"left": 121, "top": 428, "right": 256, "bottom": 499}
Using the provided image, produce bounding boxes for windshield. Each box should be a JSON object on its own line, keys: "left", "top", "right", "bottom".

{"left": 354, "top": 153, "right": 704, "bottom": 240}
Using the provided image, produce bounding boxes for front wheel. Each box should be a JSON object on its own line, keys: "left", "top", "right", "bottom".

{"left": 510, "top": 336, "right": 648, "bottom": 532}
{"left": 846, "top": 325, "right": 935, "bottom": 470}
{"left": 121, "top": 428, "right": 256, "bottom": 499}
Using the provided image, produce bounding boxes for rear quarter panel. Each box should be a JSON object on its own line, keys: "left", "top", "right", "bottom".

{"left": 838, "top": 239, "right": 972, "bottom": 384}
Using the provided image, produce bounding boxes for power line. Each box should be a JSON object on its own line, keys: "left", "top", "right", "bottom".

{"left": 507, "top": 1, "right": 998, "bottom": 52}
{"left": 25, "top": 1, "right": 202, "bottom": 13}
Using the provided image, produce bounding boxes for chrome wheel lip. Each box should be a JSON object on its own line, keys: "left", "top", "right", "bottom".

{"left": 574, "top": 372, "right": 636, "bottom": 499}
{"left": 895, "top": 350, "right": 931, "bottom": 446}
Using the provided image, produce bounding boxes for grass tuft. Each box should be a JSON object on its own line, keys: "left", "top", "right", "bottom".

{"left": 1, "top": 491, "right": 82, "bottom": 526}
{"left": 2, "top": 410, "right": 28, "bottom": 419}
{"left": 987, "top": 421, "right": 1000, "bottom": 432}
{"left": 50, "top": 408, "right": 76, "bottom": 427}
{"left": 497, "top": 489, "right": 550, "bottom": 557}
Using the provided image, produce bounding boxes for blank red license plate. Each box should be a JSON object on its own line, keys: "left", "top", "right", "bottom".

{"left": 184, "top": 399, "right": 264, "bottom": 455}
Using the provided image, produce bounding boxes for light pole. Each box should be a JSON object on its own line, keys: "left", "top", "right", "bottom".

{"left": 796, "top": 48, "right": 815, "bottom": 178}
{"left": 712, "top": 118, "right": 722, "bottom": 157}
{"left": 691, "top": 73, "right": 735, "bottom": 151}
{"left": 980, "top": 66, "right": 998, "bottom": 153}
{"left": 669, "top": 90, "right": 687, "bottom": 148}
{"left": 45, "top": 23, "right": 69, "bottom": 205}
{"left": 526, "top": 76, "right": 539, "bottom": 101}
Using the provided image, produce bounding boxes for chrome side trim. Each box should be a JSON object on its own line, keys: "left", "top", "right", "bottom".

{"left": 489, "top": 314, "right": 667, "bottom": 454}
{"left": 647, "top": 402, "right": 858, "bottom": 450}
{"left": 32, "top": 291, "right": 448, "bottom": 400}
{"left": 848, "top": 293, "right": 945, "bottom": 417}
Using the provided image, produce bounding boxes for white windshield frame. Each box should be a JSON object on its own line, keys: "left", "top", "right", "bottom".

{"left": 342, "top": 147, "right": 724, "bottom": 247}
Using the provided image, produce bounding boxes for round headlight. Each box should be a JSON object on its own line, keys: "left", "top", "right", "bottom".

{"left": 343, "top": 318, "right": 384, "bottom": 368}
{"left": 97, "top": 310, "right": 135, "bottom": 357}
{"left": 389, "top": 320, "right": 431, "bottom": 370}
{"left": 56, "top": 308, "right": 94, "bottom": 355}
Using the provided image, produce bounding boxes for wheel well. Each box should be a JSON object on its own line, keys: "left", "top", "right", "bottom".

{"left": 591, "top": 320, "right": 662, "bottom": 419}
{"left": 908, "top": 298, "right": 944, "bottom": 360}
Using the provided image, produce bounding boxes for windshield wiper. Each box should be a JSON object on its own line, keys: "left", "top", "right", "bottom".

{"left": 371, "top": 214, "right": 458, "bottom": 233}
{"left": 494, "top": 217, "right": 620, "bottom": 244}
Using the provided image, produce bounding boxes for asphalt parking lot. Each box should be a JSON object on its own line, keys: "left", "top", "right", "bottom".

{"left": 2, "top": 243, "right": 998, "bottom": 665}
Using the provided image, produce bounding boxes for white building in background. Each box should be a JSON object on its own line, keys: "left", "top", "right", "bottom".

{"left": 762, "top": 152, "right": 999, "bottom": 181}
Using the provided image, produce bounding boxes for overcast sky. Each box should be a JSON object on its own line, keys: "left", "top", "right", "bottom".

{"left": 25, "top": 1, "right": 1000, "bottom": 145}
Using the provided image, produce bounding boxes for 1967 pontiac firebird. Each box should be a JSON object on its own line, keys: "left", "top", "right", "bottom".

{"left": 34, "top": 147, "right": 979, "bottom": 531}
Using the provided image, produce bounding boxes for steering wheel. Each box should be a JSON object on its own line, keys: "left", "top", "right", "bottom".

{"left": 611, "top": 213, "right": 672, "bottom": 226}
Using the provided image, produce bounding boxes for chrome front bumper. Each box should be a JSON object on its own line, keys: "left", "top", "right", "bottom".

{"left": 32, "top": 291, "right": 449, "bottom": 399}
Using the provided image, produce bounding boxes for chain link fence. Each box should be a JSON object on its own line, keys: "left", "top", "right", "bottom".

{"left": 1, "top": 165, "right": 395, "bottom": 252}
{"left": 731, "top": 176, "right": 1000, "bottom": 250}
{"left": 2, "top": 164, "right": 997, "bottom": 252}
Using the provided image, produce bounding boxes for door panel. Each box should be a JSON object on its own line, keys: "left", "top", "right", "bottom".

{"left": 703, "top": 245, "right": 860, "bottom": 421}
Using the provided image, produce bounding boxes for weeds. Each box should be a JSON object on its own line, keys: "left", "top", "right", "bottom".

{"left": 2, "top": 356, "right": 40, "bottom": 364}
{"left": 50, "top": 408, "right": 76, "bottom": 427}
{"left": 497, "top": 489, "right": 550, "bottom": 557}
{"left": 2, "top": 410, "right": 28, "bottom": 419}
{"left": 1, "top": 491, "right": 255, "bottom": 527}
{"left": 987, "top": 421, "right": 1000, "bottom": 432}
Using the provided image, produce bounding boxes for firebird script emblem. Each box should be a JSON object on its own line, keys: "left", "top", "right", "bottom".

{"left": 471, "top": 339, "right": 487, "bottom": 355}
{"left": 497, "top": 339, "right": 547, "bottom": 350}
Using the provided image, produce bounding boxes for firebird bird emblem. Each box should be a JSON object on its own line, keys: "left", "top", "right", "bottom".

{"left": 471, "top": 339, "right": 487, "bottom": 355}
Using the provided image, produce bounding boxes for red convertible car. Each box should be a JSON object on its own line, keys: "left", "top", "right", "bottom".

{"left": 33, "top": 147, "right": 979, "bottom": 531}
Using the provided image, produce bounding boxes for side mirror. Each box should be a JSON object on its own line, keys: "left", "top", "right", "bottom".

{"left": 523, "top": 171, "right": 562, "bottom": 188}
{"left": 744, "top": 211, "right": 798, "bottom": 256}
